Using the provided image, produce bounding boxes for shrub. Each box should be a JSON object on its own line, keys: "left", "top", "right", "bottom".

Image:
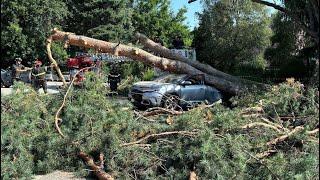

{"left": 142, "top": 68, "right": 155, "bottom": 81}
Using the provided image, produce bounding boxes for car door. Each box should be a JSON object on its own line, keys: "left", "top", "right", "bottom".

{"left": 180, "top": 75, "right": 206, "bottom": 103}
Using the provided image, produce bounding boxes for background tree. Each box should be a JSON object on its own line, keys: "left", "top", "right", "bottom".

{"left": 1, "top": 0, "right": 68, "bottom": 67}
{"left": 193, "top": 0, "right": 271, "bottom": 75}
{"left": 253, "top": 0, "right": 319, "bottom": 84}
{"left": 64, "top": 0, "right": 134, "bottom": 43}
{"left": 190, "top": 0, "right": 319, "bottom": 45}
{"left": 251, "top": 0, "right": 319, "bottom": 47}
{"left": 264, "top": 12, "right": 315, "bottom": 80}
{"left": 133, "top": 0, "right": 192, "bottom": 47}
{"left": 190, "top": 0, "right": 319, "bottom": 83}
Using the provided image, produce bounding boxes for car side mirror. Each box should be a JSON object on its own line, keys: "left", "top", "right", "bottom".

{"left": 180, "top": 80, "right": 192, "bottom": 86}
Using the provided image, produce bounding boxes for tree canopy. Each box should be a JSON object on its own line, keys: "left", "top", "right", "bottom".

{"left": 193, "top": 0, "right": 271, "bottom": 74}
{"left": 64, "top": 0, "right": 135, "bottom": 43}
{"left": 1, "top": 0, "right": 192, "bottom": 68}
{"left": 133, "top": 0, "right": 192, "bottom": 47}
{"left": 1, "top": 0, "right": 68, "bottom": 66}
{"left": 252, "top": 0, "right": 319, "bottom": 46}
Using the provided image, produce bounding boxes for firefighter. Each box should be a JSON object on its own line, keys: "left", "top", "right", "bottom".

{"left": 31, "top": 60, "right": 52, "bottom": 94}
{"left": 12, "top": 58, "right": 31, "bottom": 82}
{"left": 171, "top": 35, "right": 185, "bottom": 49}
{"left": 107, "top": 64, "right": 121, "bottom": 92}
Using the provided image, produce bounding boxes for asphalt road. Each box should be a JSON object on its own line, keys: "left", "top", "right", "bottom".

{"left": 1, "top": 81, "right": 131, "bottom": 106}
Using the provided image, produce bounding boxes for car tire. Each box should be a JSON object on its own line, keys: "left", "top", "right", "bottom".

{"left": 1, "top": 81, "right": 11, "bottom": 88}
{"left": 162, "top": 94, "right": 181, "bottom": 111}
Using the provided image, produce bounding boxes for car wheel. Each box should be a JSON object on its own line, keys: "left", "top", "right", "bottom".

{"left": 1, "top": 81, "right": 11, "bottom": 88}
{"left": 162, "top": 94, "right": 181, "bottom": 111}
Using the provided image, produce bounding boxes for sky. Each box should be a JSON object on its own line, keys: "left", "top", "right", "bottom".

{"left": 170, "top": 0, "right": 203, "bottom": 30}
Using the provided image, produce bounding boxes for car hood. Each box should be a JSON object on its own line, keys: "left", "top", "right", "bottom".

{"left": 132, "top": 81, "right": 171, "bottom": 91}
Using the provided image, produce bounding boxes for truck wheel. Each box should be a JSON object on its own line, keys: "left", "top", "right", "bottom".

{"left": 162, "top": 94, "right": 181, "bottom": 111}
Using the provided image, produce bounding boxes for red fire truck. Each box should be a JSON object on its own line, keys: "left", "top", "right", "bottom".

{"left": 66, "top": 55, "right": 101, "bottom": 84}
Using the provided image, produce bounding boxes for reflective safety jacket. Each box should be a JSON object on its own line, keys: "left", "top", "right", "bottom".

{"left": 32, "top": 67, "right": 47, "bottom": 80}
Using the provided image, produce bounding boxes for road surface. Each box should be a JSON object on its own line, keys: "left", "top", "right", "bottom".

{"left": 1, "top": 81, "right": 130, "bottom": 106}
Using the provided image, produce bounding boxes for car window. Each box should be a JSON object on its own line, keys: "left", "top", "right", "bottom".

{"left": 185, "top": 75, "right": 203, "bottom": 85}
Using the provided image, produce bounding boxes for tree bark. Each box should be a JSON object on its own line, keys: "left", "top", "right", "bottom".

{"left": 78, "top": 151, "right": 114, "bottom": 180}
{"left": 49, "top": 29, "right": 267, "bottom": 95}
{"left": 266, "top": 126, "right": 304, "bottom": 146}
{"left": 46, "top": 36, "right": 67, "bottom": 86}
{"left": 135, "top": 32, "right": 258, "bottom": 85}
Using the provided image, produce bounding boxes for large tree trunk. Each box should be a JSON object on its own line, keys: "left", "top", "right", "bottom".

{"left": 135, "top": 32, "right": 260, "bottom": 85}
{"left": 49, "top": 29, "right": 268, "bottom": 95}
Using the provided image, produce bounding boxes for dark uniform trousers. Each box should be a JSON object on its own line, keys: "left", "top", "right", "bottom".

{"left": 33, "top": 79, "right": 48, "bottom": 93}
{"left": 108, "top": 74, "right": 120, "bottom": 91}
{"left": 32, "top": 67, "right": 48, "bottom": 93}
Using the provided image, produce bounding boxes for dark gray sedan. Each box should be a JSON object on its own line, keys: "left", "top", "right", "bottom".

{"left": 128, "top": 74, "right": 222, "bottom": 109}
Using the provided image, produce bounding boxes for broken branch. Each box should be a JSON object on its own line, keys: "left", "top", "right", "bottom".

{"left": 255, "top": 149, "right": 277, "bottom": 159}
{"left": 266, "top": 126, "right": 304, "bottom": 146}
{"left": 78, "top": 151, "right": 114, "bottom": 180}
{"left": 121, "top": 130, "right": 199, "bottom": 147}
{"left": 143, "top": 107, "right": 183, "bottom": 117}
{"left": 306, "top": 128, "right": 319, "bottom": 136}
{"left": 46, "top": 35, "right": 67, "bottom": 86}
{"left": 241, "top": 122, "right": 283, "bottom": 133}
{"left": 260, "top": 117, "right": 285, "bottom": 130}
{"left": 49, "top": 28, "right": 269, "bottom": 95}
{"left": 55, "top": 67, "right": 93, "bottom": 138}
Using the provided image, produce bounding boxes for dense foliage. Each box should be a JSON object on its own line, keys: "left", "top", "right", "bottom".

{"left": 193, "top": 0, "right": 271, "bottom": 74}
{"left": 64, "top": 0, "right": 134, "bottom": 43}
{"left": 1, "top": 77, "right": 318, "bottom": 179}
{"left": 133, "top": 0, "right": 192, "bottom": 47}
{"left": 1, "top": 0, "right": 68, "bottom": 67}
{"left": 1, "top": 0, "right": 191, "bottom": 69}
{"left": 264, "top": 12, "right": 317, "bottom": 80}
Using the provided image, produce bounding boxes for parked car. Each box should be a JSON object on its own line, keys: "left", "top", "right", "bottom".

{"left": 1, "top": 68, "right": 31, "bottom": 87}
{"left": 128, "top": 74, "right": 222, "bottom": 109}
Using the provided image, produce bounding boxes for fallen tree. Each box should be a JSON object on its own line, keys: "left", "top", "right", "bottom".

{"left": 47, "top": 28, "right": 268, "bottom": 95}
{"left": 135, "top": 32, "right": 254, "bottom": 85}
{"left": 1, "top": 77, "right": 318, "bottom": 179}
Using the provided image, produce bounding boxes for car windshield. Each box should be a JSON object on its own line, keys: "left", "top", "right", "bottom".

{"left": 154, "top": 74, "right": 186, "bottom": 84}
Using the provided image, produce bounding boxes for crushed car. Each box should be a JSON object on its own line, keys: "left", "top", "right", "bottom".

{"left": 128, "top": 74, "right": 222, "bottom": 109}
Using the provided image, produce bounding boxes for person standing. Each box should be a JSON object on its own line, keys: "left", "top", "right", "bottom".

{"left": 31, "top": 60, "right": 52, "bottom": 94}
{"left": 12, "top": 58, "right": 30, "bottom": 82}
{"left": 107, "top": 64, "right": 121, "bottom": 92}
{"left": 171, "top": 35, "right": 185, "bottom": 49}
